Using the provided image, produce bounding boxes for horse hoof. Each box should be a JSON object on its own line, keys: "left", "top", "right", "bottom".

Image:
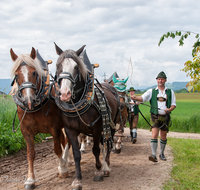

{"left": 24, "top": 184, "right": 35, "bottom": 189}
{"left": 58, "top": 172, "right": 69, "bottom": 178}
{"left": 72, "top": 187, "right": 82, "bottom": 190}
{"left": 132, "top": 138, "right": 137, "bottom": 144}
{"left": 71, "top": 178, "right": 82, "bottom": 190}
{"left": 114, "top": 148, "right": 121, "bottom": 154}
{"left": 104, "top": 171, "right": 110, "bottom": 177}
{"left": 94, "top": 175, "right": 104, "bottom": 181}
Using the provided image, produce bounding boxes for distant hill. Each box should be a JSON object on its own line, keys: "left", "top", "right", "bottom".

{"left": 0, "top": 79, "right": 189, "bottom": 95}
{"left": 0, "top": 79, "right": 12, "bottom": 95}
{"left": 145, "top": 81, "right": 189, "bottom": 91}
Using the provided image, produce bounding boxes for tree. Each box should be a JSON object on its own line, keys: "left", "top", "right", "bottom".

{"left": 158, "top": 30, "right": 200, "bottom": 92}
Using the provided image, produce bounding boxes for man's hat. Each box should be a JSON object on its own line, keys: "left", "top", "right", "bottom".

{"left": 128, "top": 87, "right": 136, "bottom": 92}
{"left": 156, "top": 71, "right": 167, "bottom": 79}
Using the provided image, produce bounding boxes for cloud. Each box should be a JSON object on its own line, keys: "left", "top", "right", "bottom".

{"left": 1, "top": 0, "right": 199, "bottom": 89}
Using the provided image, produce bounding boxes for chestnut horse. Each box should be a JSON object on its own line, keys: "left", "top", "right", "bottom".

{"left": 79, "top": 133, "right": 92, "bottom": 153}
{"left": 10, "top": 48, "right": 70, "bottom": 189}
{"left": 53, "top": 43, "right": 120, "bottom": 190}
{"left": 112, "top": 75, "right": 129, "bottom": 153}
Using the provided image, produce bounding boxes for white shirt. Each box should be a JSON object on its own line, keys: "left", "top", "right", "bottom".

{"left": 141, "top": 87, "right": 176, "bottom": 115}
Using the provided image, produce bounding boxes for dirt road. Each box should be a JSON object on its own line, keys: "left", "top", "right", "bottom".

{"left": 1, "top": 128, "right": 200, "bottom": 190}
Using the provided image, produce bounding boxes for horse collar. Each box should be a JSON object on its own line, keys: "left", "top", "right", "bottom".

{"left": 54, "top": 72, "right": 95, "bottom": 117}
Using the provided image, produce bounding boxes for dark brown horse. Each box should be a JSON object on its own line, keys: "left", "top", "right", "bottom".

{"left": 10, "top": 48, "right": 70, "bottom": 189}
{"left": 112, "top": 76, "right": 129, "bottom": 153}
{"left": 53, "top": 43, "right": 120, "bottom": 190}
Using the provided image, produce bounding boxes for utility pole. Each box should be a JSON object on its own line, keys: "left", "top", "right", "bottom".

{"left": 102, "top": 72, "right": 107, "bottom": 82}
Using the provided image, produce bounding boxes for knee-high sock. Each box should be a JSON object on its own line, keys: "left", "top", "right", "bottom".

{"left": 131, "top": 129, "right": 137, "bottom": 138}
{"left": 160, "top": 139, "right": 167, "bottom": 155}
{"left": 151, "top": 139, "right": 158, "bottom": 156}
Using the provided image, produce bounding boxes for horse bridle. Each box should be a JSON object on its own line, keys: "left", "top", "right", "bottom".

{"left": 11, "top": 62, "right": 43, "bottom": 107}
{"left": 56, "top": 66, "right": 81, "bottom": 98}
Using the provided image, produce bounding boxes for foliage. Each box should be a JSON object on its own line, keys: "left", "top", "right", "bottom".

{"left": 158, "top": 30, "right": 200, "bottom": 92}
{"left": 181, "top": 47, "right": 200, "bottom": 92}
{"left": 163, "top": 138, "right": 200, "bottom": 190}
{"left": 158, "top": 30, "right": 200, "bottom": 57}
{"left": 174, "top": 88, "right": 189, "bottom": 93}
{"left": 0, "top": 96, "right": 25, "bottom": 157}
{"left": 0, "top": 96, "right": 51, "bottom": 157}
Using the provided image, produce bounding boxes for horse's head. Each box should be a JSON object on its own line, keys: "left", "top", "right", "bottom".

{"left": 10, "top": 48, "right": 45, "bottom": 110}
{"left": 113, "top": 75, "right": 129, "bottom": 103}
{"left": 54, "top": 43, "right": 88, "bottom": 102}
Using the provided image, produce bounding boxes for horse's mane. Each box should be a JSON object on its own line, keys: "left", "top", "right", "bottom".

{"left": 11, "top": 54, "right": 45, "bottom": 79}
{"left": 56, "top": 49, "right": 88, "bottom": 81}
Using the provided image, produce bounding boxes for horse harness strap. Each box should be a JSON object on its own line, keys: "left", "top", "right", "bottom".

{"left": 54, "top": 72, "right": 95, "bottom": 117}
{"left": 96, "top": 82, "right": 123, "bottom": 130}
{"left": 94, "top": 88, "right": 114, "bottom": 152}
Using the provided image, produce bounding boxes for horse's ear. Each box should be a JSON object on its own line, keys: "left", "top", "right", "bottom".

{"left": 124, "top": 76, "right": 129, "bottom": 84}
{"left": 113, "top": 75, "right": 118, "bottom": 84}
{"left": 76, "top": 45, "right": 86, "bottom": 56}
{"left": 10, "top": 48, "right": 18, "bottom": 61}
{"left": 54, "top": 42, "right": 63, "bottom": 55}
{"left": 30, "top": 47, "right": 36, "bottom": 59}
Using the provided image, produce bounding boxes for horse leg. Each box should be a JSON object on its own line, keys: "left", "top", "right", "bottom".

{"left": 115, "top": 133, "right": 123, "bottom": 154}
{"left": 53, "top": 131, "right": 69, "bottom": 178}
{"left": 23, "top": 134, "right": 36, "bottom": 189}
{"left": 79, "top": 134, "right": 86, "bottom": 154}
{"left": 86, "top": 136, "right": 91, "bottom": 146}
{"left": 93, "top": 137, "right": 103, "bottom": 181}
{"left": 61, "top": 128, "right": 74, "bottom": 166}
{"left": 65, "top": 127, "right": 82, "bottom": 190}
{"left": 102, "top": 146, "right": 111, "bottom": 177}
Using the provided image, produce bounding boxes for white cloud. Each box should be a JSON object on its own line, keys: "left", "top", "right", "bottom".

{"left": 1, "top": 0, "right": 199, "bottom": 89}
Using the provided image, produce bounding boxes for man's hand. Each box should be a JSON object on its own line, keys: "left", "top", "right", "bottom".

{"left": 165, "top": 108, "right": 170, "bottom": 114}
{"left": 165, "top": 105, "right": 176, "bottom": 114}
{"left": 130, "top": 95, "right": 143, "bottom": 102}
{"left": 130, "top": 95, "right": 136, "bottom": 100}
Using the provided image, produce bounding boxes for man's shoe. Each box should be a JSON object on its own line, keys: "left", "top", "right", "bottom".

{"left": 149, "top": 155, "right": 158, "bottom": 162}
{"left": 159, "top": 154, "right": 167, "bottom": 161}
{"left": 132, "top": 138, "right": 137, "bottom": 144}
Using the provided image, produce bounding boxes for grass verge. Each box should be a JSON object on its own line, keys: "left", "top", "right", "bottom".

{"left": 163, "top": 138, "right": 200, "bottom": 190}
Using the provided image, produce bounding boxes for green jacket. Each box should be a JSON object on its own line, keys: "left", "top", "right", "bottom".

{"left": 150, "top": 88, "right": 172, "bottom": 115}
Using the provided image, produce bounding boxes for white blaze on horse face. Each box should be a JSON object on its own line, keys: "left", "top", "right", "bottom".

{"left": 21, "top": 66, "right": 32, "bottom": 109}
{"left": 60, "top": 58, "right": 77, "bottom": 102}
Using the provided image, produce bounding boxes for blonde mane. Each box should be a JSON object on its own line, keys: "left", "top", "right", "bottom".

{"left": 11, "top": 53, "right": 45, "bottom": 78}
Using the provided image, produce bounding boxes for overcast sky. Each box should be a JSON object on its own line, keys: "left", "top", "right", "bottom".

{"left": 1, "top": 0, "right": 199, "bottom": 89}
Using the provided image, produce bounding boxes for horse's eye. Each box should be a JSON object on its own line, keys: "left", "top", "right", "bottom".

{"left": 32, "top": 71, "right": 37, "bottom": 77}
{"left": 15, "top": 74, "right": 19, "bottom": 80}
